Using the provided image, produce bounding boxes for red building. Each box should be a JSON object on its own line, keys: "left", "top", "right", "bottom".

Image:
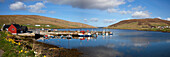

{"left": 8, "top": 24, "right": 21, "bottom": 34}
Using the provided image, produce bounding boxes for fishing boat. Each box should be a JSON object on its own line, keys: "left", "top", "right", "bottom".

{"left": 66, "top": 35, "right": 72, "bottom": 39}
{"left": 78, "top": 33, "right": 92, "bottom": 37}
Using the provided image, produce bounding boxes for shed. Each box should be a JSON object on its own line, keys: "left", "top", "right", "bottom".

{"left": 8, "top": 24, "right": 22, "bottom": 34}
{"left": 35, "top": 25, "right": 41, "bottom": 26}
{"left": 46, "top": 25, "right": 50, "bottom": 27}
{"left": 21, "top": 26, "right": 28, "bottom": 33}
{"left": 150, "top": 26, "right": 156, "bottom": 28}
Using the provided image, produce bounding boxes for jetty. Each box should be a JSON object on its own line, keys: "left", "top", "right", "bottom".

{"left": 17, "top": 29, "right": 113, "bottom": 39}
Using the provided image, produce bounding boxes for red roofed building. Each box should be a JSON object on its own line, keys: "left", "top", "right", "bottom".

{"left": 8, "top": 24, "right": 22, "bottom": 34}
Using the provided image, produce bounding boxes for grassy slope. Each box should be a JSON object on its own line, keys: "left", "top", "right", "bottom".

{"left": 107, "top": 18, "right": 170, "bottom": 32}
{"left": 0, "top": 15, "right": 96, "bottom": 29}
{"left": 0, "top": 32, "right": 35, "bottom": 57}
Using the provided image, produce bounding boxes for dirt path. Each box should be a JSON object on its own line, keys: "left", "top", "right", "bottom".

{"left": 0, "top": 49, "right": 4, "bottom": 57}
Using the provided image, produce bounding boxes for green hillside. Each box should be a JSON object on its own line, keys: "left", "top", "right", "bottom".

{"left": 0, "top": 15, "right": 96, "bottom": 29}
{"left": 107, "top": 18, "right": 170, "bottom": 32}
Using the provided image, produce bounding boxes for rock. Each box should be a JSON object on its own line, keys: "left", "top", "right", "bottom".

{"left": 0, "top": 49, "right": 4, "bottom": 57}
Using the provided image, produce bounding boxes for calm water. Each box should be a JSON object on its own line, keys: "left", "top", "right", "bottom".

{"left": 37, "top": 28, "right": 170, "bottom": 57}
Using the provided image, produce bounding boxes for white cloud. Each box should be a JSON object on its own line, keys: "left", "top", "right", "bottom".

{"left": 9, "top": 2, "right": 27, "bottom": 10}
{"left": 9, "top": 2, "right": 46, "bottom": 13}
{"left": 10, "top": 0, "right": 127, "bottom": 14}
{"left": 128, "top": 0, "right": 134, "bottom": 2}
{"left": 132, "top": 11, "right": 150, "bottom": 18}
{"left": 104, "top": 19, "right": 116, "bottom": 23}
{"left": 132, "top": 6, "right": 145, "bottom": 11}
{"left": 166, "top": 18, "right": 170, "bottom": 21}
{"left": 47, "top": 0, "right": 125, "bottom": 10}
{"left": 90, "top": 18, "right": 98, "bottom": 22}
{"left": 28, "top": 2, "right": 46, "bottom": 13}
{"left": 49, "top": 11, "right": 56, "bottom": 14}
{"left": 119, "top": 10, "right": 132, "bottom": 14}
{"left": 127, "top": 4, "right": 131, "bottom": 7}
{"left": 107, "top": 8, "right": 118, "bottom": 13}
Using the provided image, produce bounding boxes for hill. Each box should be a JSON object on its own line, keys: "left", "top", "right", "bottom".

{"left": 0, "top": 15, "right": 96, "bottom": 29}
{"left": 107, "top": 18, "right": 170, "bottom": 32}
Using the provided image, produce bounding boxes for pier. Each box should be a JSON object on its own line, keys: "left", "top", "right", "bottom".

{"left": 18, "top": 29, "right": 113, "bottom": 39}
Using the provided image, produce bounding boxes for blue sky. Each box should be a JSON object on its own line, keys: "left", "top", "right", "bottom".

{"left": 0, "top": 0, "right": 170, "bottom": 27}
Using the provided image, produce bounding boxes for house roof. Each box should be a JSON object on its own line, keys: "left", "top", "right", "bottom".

{"left": 3, "top": 25, "right": 10, "bottom": 30}
{"left": 12, "top": 24, "right": 21, "bottom": 29}
{"left": 3, "top": 25, "right": 10, "bottom": 28}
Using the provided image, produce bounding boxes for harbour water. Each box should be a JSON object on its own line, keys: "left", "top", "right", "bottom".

{"left": 37, "top": 28, "right": 170, "bottom": 57}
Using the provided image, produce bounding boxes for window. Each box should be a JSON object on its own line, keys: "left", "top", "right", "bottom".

{"left": 12, "top": 28, "right": 14, "bottom": 31}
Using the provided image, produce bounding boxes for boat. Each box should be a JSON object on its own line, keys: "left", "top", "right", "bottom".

{"left": 78, "top": 33, "right": 92, "bottom": 37}
{"left": 66, "top": 35, "right": 72, "bottom": 39}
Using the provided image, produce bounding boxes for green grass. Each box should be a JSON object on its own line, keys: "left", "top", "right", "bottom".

{"left": 22, "top": 24, "right": 65, "bottom": 29}
{"left": 139, "top": 28, "right": 170, "bottom": 32}
{"left": 0, "top": 25, "right": 2, "bottom": 29}
{"left": 0, "top": 32, "right": 35, "bottom": 57}
{"left": 108, "top": 26, "right": 170, "bottom": 32}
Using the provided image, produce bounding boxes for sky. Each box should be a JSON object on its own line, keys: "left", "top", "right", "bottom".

{"left": 0, "top": 0, "right": 170, "bottom": 27}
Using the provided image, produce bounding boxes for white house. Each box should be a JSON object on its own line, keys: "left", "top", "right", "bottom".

{"left": 26, "top": 24, "right": 31, "bottom": 25}
{"left": 46, "top": 25, "right": 50, "bottom": 27}
{"left": 35, "top": 25, "right": 41, "bottom": 26}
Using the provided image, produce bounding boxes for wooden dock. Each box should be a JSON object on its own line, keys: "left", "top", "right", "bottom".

{"left": 18, "top": 30, "right": 113, "bottom": 39}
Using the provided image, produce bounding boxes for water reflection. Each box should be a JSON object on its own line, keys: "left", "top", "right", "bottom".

{"left": 78, "top": 46, "right": 123, "bottom": 57}
{"left": 37, "top": 29, "right": 170, "bottom": 57}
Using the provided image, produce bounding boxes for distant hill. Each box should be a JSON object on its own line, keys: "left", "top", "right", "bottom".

{"left": 0, "top": 15, "right": 96, "bottom": 29}
{"left": 108, "top": 18, "right": 170, "bottom": 30}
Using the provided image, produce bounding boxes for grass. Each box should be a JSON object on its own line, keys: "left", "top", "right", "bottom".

{"left": 140, "top": 28, "right": 170, "bottom": 32}
{"left": 149, "top": 23, "right": 168, "bottom": 26}
{"left": 0, "top": 25, "right": 2, "bottom": 29}
{"left": 22, "top": 24, "right": 65, "bottom": 29}
{"left": 0, "top": 32, "right": 35, "bottom": 57}
{"left": 0, "top": 31, "right": 82, "bottom": 57}
{"left": 0, "top": 15, "right": 96, "bottom": 29}
{"left": 22, "top": 24, "right": 92, "bottom": 29}
{"left": 107, "top": 21, "right": 170, "bottom": 33}
{"left": 107, "top": 18, "right": 170, "bottom": 32}
{"left": 107, "top": 25, "right": 170, "bottom": 33}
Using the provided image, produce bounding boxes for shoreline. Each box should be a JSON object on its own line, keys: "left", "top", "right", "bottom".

{"left": 137, "top": 29, "right": 170, "bottom": 33}
{"left": 0, "top": 31, "right": 82, "bottom": 57}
